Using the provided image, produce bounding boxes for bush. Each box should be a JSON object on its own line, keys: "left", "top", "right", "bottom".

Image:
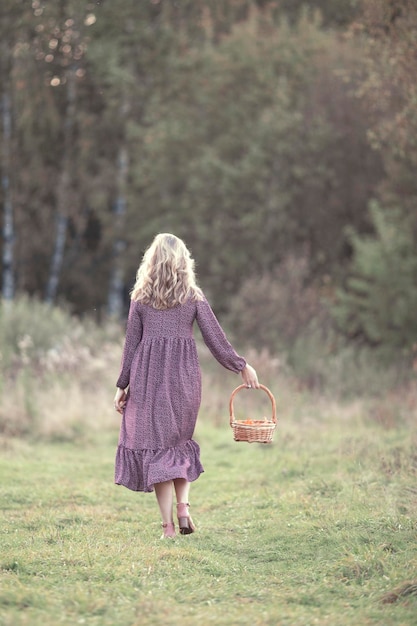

{"left": 0, "top": 296, "right": 122, "bottom": 439}
{"left": 225, "top": 254, "right": 330, "bottom": 354}
{"left": 0, "top": 295, "right": 78, "bottom": 367}
{"left": 224, "top": 251, "right": 414, "bottom": 397}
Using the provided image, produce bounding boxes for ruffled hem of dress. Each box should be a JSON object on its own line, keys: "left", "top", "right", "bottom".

{"left": 114, "top": 439, "right": 204, "bottom": 493}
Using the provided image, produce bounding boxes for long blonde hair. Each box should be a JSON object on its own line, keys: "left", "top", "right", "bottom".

{"left": 131, "top": 233, "right": 203, "bottom": 309}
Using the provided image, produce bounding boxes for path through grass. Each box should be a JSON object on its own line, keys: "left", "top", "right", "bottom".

{"left": 1, "top": 415, "right": 416, "bottom": 625}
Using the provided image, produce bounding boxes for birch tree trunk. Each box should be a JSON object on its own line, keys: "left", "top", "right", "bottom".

{"left": 107, "top": 143, "right": 129, "bottom": 318}
{"left": 44, "top": 65, "right": 76, "bottom": 305}
{"left": 1, "top": 45, "right": 14, "bottom": 302}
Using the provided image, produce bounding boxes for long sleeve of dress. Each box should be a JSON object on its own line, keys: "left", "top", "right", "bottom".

{"left": 196, "top": 298, "right": 246, "bottom": 373}
{"left": 116, "top": 300, "right": 143, "bottom": 389}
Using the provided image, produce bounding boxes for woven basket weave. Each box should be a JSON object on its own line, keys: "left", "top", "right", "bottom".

{"left": 229, "top": 384, "right": 277, "bottom": 444}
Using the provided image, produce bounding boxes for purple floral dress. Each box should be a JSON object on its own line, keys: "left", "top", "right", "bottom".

{"left": 115, "top": 295, "right": 246, "bottom": 492}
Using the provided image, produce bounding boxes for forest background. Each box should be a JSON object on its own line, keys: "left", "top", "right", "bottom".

{"left": 1, "top": 0, "right": 417, "bottom": 411}
{"left": 1, "top": 3, "right": 417, "bottom": 624}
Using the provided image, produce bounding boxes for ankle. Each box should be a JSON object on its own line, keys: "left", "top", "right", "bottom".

{"left": 161, "top": 521, "right": 176, "bottom": 539}
{"left": 176, "top": 503, "right": 195, "bottom": 534}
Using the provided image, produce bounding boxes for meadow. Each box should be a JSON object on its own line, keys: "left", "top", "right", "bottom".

{"left": 1, "top": 387, "right": 416, "bottom": 625}
{"left": 0, "top": 301, "right": 416, "bottom": 625}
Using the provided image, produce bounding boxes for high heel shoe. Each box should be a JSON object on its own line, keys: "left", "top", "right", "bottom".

{"left": 176, "top": 503, "right": 195, "bottom": 535}
{"left": 161, "top": 522, "right": 176, "bottom": 539}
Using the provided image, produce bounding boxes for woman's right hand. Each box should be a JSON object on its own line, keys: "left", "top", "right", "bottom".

{"left": 114, "top": 387, "right": 127, "bottom": 414}
{"left": 240, "top": 364, "right": 259, "bottom": 389}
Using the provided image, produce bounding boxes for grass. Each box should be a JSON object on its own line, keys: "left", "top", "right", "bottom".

{"left": 0, "top": 297, "right": 416, "bottom": 624}
{"left": 1, "top": 408, "right": 416, "bottom": 626}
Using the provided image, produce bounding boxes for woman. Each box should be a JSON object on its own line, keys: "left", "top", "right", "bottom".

{"left": 114, "top": 233, "right": 259, "bottom": 538}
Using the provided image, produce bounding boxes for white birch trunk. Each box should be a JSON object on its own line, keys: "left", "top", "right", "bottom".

{"left": 1, "top": 86, "right": 14, "bottom": 301}
{"left": 45, "top": 68, "right": 76, "bottom": 304}
{"left": 107, "top": 144, "right": 129, "bottom": 318}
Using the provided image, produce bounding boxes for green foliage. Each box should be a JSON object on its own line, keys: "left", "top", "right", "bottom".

{"left": 1, "top": 0, "right": 417, "bottom": 360}
{"left": 127, "top": 9, "right": 378, "bottom": 309}
{"left": 333, "top": 202, "right": 417, "bottom": 353}
{"left": 352, "top": 1, "right": 417, "bottom": 226}
{"left": 3, "top": 0, "right": 382, "bottom": 312}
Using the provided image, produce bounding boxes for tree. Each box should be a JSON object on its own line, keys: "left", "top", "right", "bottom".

{"left": 0, "top": 0, "right": 32, "bottom": 301}
{"left": 333, "top": 202, "right": 417, "bottom": 353}
{"left": 1, "top": 43, "right": 14, "bottom": 302}
{"left": 30, "top": 1, "right": 94, "bottom": 304}
{"left": 352, "top": 0, "right": 417, "bottom": 214}
{"left": 273, "top": 0, "right": 359, "bottom": 27}
{"left": 1, "top": 0, "right": 414, "bottom": 351}
{"left": 329, "top": 0, "right": 417, "bottom": 357}
{"left": 127, "top": 7, "right": 382, "bottom": 310}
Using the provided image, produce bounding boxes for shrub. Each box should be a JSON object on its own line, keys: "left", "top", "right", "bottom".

{"left": 225, "top": 254, "right": 330, "bottom": 355}
{"left": 0, "top": 296, "right": 122, "bottom": 439}
{"left": 224, "top": 251, "right": 413, "bottom": 397}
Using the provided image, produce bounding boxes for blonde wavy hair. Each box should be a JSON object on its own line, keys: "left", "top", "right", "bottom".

{"left": 131, "top": 233, "right": 203, "bottom": 309}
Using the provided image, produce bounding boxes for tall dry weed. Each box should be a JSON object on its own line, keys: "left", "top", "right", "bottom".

{"left": 0, "top": 297, "right": 122, "bottom": 440}
{"left": 1, "top": 297, "right": 416, "bottom": 442}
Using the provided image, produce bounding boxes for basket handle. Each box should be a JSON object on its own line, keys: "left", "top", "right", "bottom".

{"left": 229, "top": 384, "right": 277, "bottom": 426}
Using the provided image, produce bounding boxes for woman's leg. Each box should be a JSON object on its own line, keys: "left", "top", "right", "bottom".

{"left": 174, "top": 478, "right": 195, "bottom": 534}
{"left": 154, "top": 480, "right": 174, "bottom": 524}
{"left": 173, "top": 478, "right": 190, "bottom": 504}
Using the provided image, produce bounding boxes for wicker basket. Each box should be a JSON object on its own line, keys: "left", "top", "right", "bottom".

{"left": 229, "top": 384, "right": 277, "bottom": 444}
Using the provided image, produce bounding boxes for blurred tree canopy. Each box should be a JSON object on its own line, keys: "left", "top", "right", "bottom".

{"left": 0, "top": 0, "right": 416, "bottom": 356}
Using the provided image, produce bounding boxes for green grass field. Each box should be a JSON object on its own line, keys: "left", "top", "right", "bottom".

{"left": 1, "top": 410, "right": 416, "bottom": 626}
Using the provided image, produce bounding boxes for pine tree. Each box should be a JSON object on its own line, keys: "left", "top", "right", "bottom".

{"left": 334, "top": 202, "right": 417, "bottom": 353}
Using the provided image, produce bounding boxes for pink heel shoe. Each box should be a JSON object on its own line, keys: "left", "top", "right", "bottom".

{"left": 161, "top": 522, "right": 176, "bottom": 539}
{"left": 177, "top": 503, "right": 195, "bottom": 535}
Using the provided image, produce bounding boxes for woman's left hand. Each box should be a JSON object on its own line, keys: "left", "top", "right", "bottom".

{"left": 114, "top": 387, "right": 127, "bottom": 414}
